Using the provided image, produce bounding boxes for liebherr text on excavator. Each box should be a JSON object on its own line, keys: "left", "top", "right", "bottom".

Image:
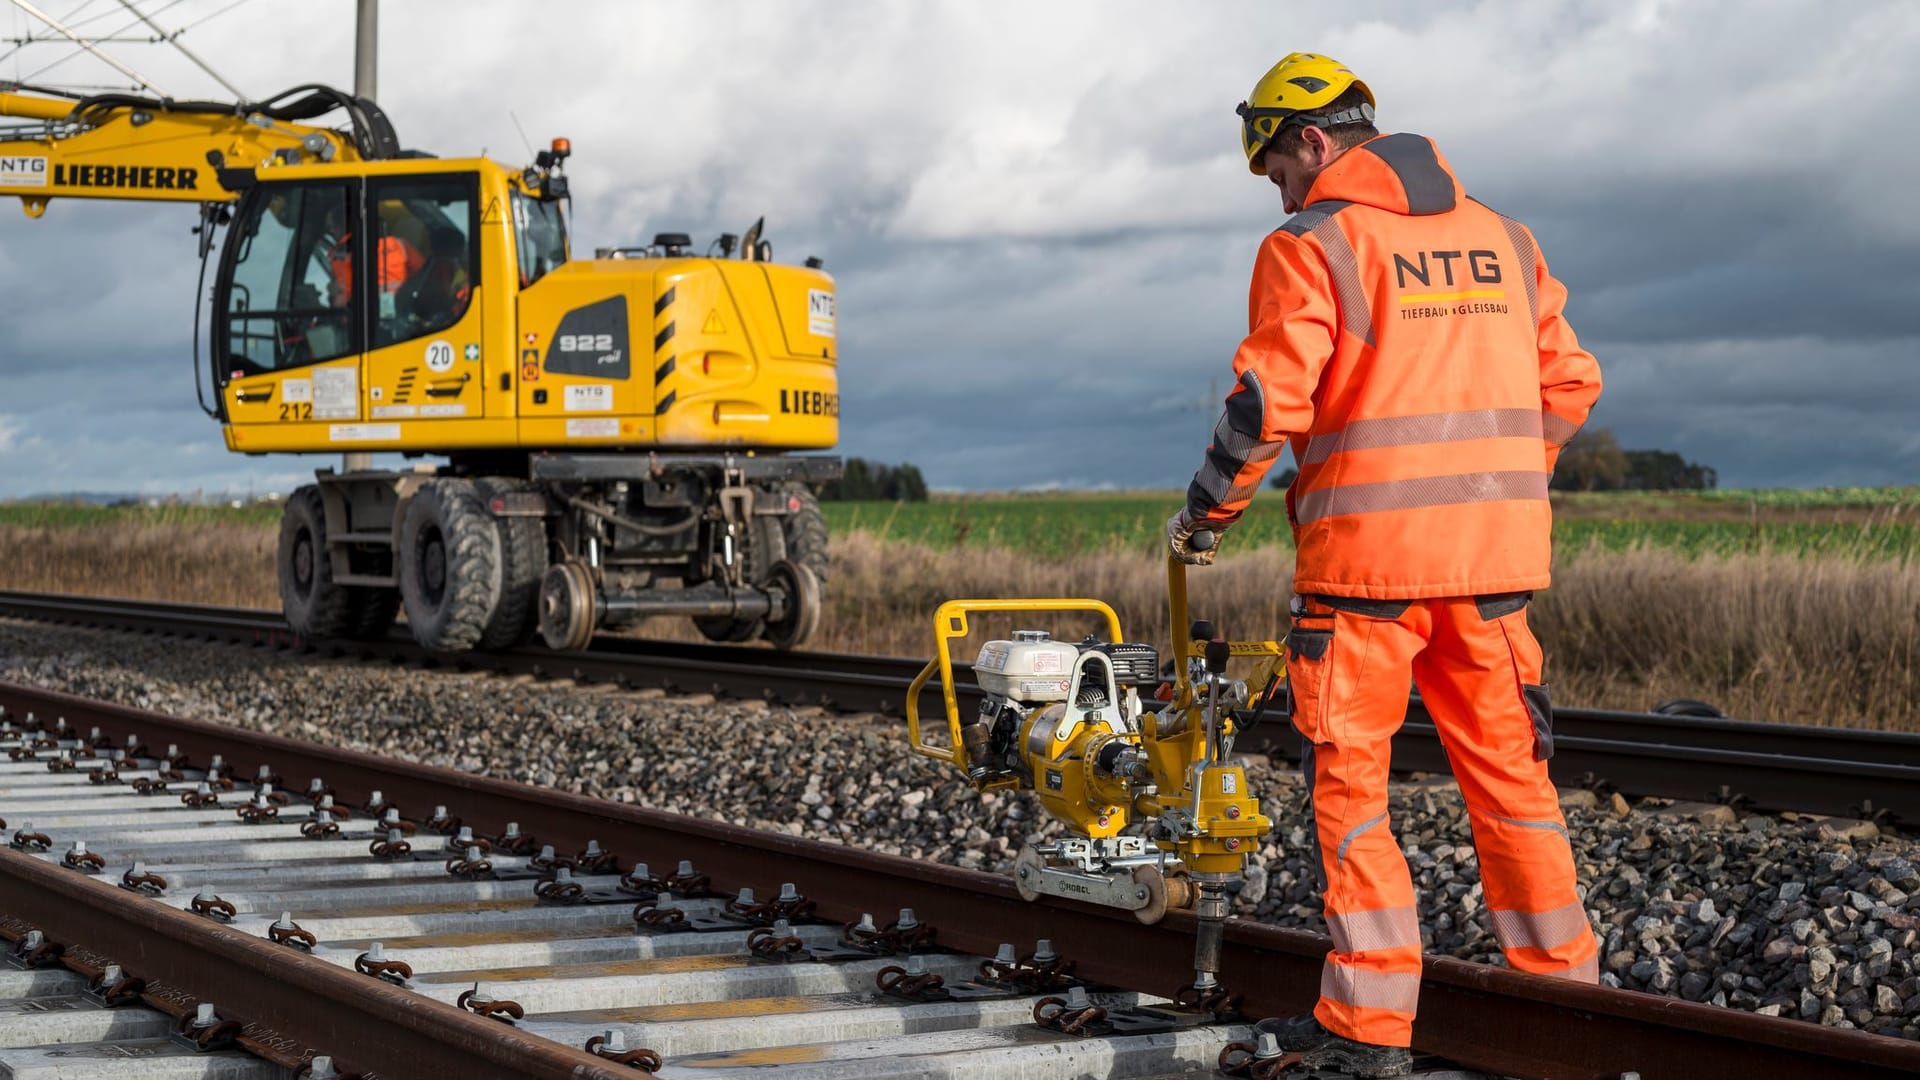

{"left": 1, "top": 81, "right": 839, "bottom": 653}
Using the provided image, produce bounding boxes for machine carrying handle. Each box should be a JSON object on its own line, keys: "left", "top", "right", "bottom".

{"left": 1189, "top": 528, "right": 1216, "bottom": 552}
{"left": 907, "top": 599, "right": 1126, "bottom": 770}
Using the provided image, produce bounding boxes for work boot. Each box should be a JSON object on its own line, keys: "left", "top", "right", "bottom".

{"left": 1249, "top": 1015, "right": 1412, "bottom": 1078}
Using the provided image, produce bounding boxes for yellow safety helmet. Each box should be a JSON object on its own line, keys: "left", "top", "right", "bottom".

{"left": 1236, "top": 52, "right": 1374, "bottom": 174}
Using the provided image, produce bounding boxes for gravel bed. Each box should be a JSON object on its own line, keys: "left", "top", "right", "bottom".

{"left": 3, "top": 617, "right": 1918, "bottom": 1039}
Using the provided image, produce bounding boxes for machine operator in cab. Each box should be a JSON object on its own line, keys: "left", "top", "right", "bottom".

{"left": 1165, "top": 53, "right": 1603, "bottom": 1077}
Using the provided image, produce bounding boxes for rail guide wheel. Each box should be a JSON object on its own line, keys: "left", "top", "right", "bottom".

{"left": 538, "top": 561, "right": 597, "bottom": 651}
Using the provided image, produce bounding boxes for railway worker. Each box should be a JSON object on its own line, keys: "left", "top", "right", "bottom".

{"left": 1165, "top": 52, "right": 1603, "bottom": 1077}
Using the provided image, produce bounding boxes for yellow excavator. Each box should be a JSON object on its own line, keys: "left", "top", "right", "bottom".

{"left": 1, "top": 80, "right": 840, "bottom": 652}
{"left": 908, "top": 531, "right": 1283, "bottom": 1007}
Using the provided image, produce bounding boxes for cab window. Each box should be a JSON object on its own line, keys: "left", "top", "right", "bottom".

{"left": 369, "top": 175, "right": 478, "bottom": 349}
{"left": 221, "top": 183, "right": 356, "bottom": 374}
{"left": 512, "top": 190, "right": 567, "bottom": 288}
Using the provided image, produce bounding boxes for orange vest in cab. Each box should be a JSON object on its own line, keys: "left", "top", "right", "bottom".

{"left": 1187, "top": 133, "right": 1602, "bottom": 599}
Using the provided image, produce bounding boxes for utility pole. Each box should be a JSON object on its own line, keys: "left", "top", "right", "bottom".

{"left": 344, "top": 0, "right": 377, "bottom": 473}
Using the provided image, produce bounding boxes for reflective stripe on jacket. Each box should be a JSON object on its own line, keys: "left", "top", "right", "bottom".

{"left": 1185, "top": 133, "right": 1602, "bottom": 599}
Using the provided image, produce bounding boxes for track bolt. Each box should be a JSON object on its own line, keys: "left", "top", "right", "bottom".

{"left": 308, "top": 778, "right": 327, "bottom": 795}
{"left": 1066, "top": 986, "right": 1091, "bottom": 1010}
{"left": 1254, "top": 1031, "right": 1284, "bottom": 1059}
{"left": 1034, "top": 939, "right": 1057, "bottom": 964}
{"left": 273, "top": 911, "right": 296, "bottom": 930}
{"left": 736, "top": 887, "right": 756, "bottom": 904}
{"left": 778, "top": 882, "right": 799, "bottom": 902}
{"left": 554, "top": 867, "right": 575, "bottom": 885}
{"left": 467, "top": 981, "right": 493, "bottom": 1003}
{"left": 307, "top": 1056, "right": 341, "bottom": 1079}
{"left": 164, "top": 743, "right": 179, "bottom": 760}
{"left": 905, "top": 954, "right": 930, "bottom": 977}
{"left": 994, "top": 943, "right": 1017, "bottom": 965}
{"left": 256, "top": 765, "right": 271, "bottom": 781}
{"left": 599, "top": 1029, "right": 629, "bottom": 1052}
{"left": 208, "top": 755, "right": 225, "bottom": 772}
{"left": 896, "top": 908, "right": 919, "bottom": 930}
{"left": 465, "top": 845, "right": 484, "bottom": 861}
{"left": 102, "top": 963, "right": 122, "bottom": 985}
{"left": 630, "top": 861, "right": 649, "bottom": 878}
{"left": 21, "top": 931, "right": 41, "bottom": 950}
{"left": 366, "top": 942, "right": 387, "bottom": 961}
{"left": 501, "top": 822, "right": 522, "bottom": 840}
{"left": 852, "top": 913, "right": 877, "bottom": 934}
{"left": 190, "top": 1002, "right": 220, "bottom": 1029}
{"left": 108, "top": 749, "right": 125, "bottom": 763}
{"left": 583, "top": 840, "right": 605, "bottom": 858}
{"left": 455, "top": 826, "right": 475, "bottom": 844}
{"left": 382, "top": 809, "right": 402, "bottom": 827}
{"left": 317, "top": 795, "right": 336, "bottom": 811}
{"left": 677, "top": 859, "right": 695, "bottom": 875}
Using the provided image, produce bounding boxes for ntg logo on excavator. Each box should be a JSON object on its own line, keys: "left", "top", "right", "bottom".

{"left": 0, "top": 156, "right": 47, "bottom": 186}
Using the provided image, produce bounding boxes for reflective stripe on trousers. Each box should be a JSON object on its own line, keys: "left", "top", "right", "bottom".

{"left": 1321, "top": 962, "right": 1421, "bottom": 1015}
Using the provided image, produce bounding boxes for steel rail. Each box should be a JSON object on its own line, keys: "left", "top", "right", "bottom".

{"left": 4, "top": 589, "right": 1919, "bottom": 819}
{"left": 1, "top": 680, "right": 1917, "bottom": 1079}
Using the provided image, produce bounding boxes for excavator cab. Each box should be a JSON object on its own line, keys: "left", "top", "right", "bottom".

{"left": 213, "top": 167, "right": 498, "bottom": 430}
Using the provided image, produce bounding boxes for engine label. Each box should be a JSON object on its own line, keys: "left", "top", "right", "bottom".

{"left": 566, "top": 418, "right": 620, "bottom": 438}
{"left": 975, "top": 642, "right": 1009, "bottom": 671}
{"left": 1031, "top": 651, "right": 1065, "bottom": 674}
{"left": 0, "top": 156, "right": 48, "bottom": 187}
{"left": 1045, "top": 769, "right": 1063, "bottom": 792}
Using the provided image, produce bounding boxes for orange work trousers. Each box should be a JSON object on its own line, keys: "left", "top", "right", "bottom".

{"left": 1286, "top": 592, "right": 1598, "bottom": 1047}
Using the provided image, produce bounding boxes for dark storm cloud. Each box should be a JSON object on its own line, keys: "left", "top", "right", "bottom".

{"left": 0, "top": 0, "right": 1914, "bottom": 498}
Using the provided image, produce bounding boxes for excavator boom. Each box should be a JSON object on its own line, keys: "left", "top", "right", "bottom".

{"left": 0, "top": 83, "right": 392, "bottom": 215}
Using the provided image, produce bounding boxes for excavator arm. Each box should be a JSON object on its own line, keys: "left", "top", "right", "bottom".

{"left": 0, "top": 83, "right": 396, "bottom": 217}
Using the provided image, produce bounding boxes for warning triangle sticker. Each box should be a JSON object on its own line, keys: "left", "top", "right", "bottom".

{"left": 702, "top": 309, "right": 726, "bottom": 334}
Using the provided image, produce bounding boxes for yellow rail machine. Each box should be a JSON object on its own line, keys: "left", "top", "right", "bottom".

{"left": 908, "top": 531, "right": 1284, "bottom": 1000}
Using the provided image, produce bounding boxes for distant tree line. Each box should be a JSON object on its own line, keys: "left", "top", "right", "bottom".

{"left": 1552, "top": 428, "right": 1717, "bottom": 492}
{"left": 820, "top": 458, "right": 929, "bottom": 502}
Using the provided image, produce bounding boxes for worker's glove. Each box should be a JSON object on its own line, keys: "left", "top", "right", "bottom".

{"left": 1166, "top": 509, "right": 1226, "bottom": 566}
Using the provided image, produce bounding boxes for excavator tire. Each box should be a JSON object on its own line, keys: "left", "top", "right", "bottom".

{"left": 278, "top": 486, "right": 357, "bottom": 641}
{"left": 472, "top": 478, "right": 548, "bottom": 650}
{"left": 398, "top": 478, "right": 501, "bottom": 653}
{"left": 779, "top": 482, "right": 831, "bottom": 585}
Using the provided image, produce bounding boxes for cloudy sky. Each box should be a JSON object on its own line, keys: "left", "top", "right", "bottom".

{"left": 0, "top": 0, "right": 1914, "bottom": 497}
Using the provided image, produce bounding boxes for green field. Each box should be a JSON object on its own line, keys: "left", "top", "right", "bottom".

{"left": 6, "top": 488, "right": 1918, "bottom": 561}
{"left": 824, "top": 489, "right": 1920, "bottom": 560}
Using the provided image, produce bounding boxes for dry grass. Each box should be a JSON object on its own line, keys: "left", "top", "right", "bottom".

{"left": 2, "top": 524, "right": 1915, "bottom": 730}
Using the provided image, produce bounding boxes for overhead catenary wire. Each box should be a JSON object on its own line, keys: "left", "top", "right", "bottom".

{"left": 112, "top": 0, "right": 243, "bottom": 98}
{"left": 5, "top": 0, "right": 161, "bottom": 91}
{"left": 5, "top": 0, "right": 246, "bottom": 95}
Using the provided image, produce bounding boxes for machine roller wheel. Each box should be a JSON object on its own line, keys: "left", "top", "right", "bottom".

{"left": 1013, "top": 845, "right": 1045, "bottom": 902}
{"left": 1130, "top": 863, "right": 1171, "bottom": 925}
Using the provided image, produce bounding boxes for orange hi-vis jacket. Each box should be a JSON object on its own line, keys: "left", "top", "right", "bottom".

{"left": 1186, "top": 133, "right": 1602, "bottom": 599}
